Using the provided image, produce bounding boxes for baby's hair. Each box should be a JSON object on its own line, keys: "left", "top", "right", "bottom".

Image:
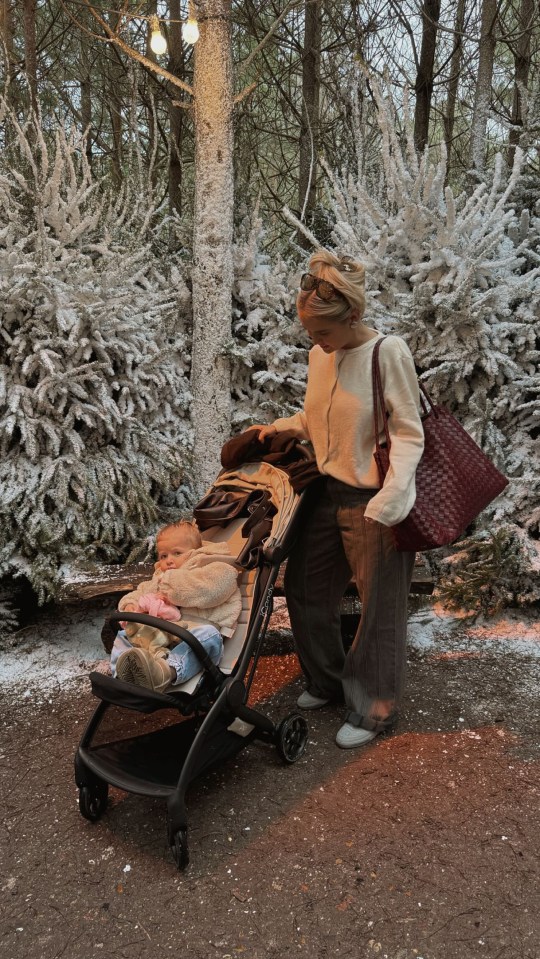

{"left": 156, "top": 519, "right": 202, "bottom": 550}
{"left": 297, "top": 249, "right": 366, "bottom": 323}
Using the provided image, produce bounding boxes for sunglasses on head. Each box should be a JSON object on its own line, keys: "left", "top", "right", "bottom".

{"left": 300, "top": 273, "right": 345, "bottom": 301}
{"left": 300, "top": 257, "right": 356, "bottom": 301}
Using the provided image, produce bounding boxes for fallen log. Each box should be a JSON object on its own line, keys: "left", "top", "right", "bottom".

{"left": 59, "top": 556, "right": 434, "bottom": 604}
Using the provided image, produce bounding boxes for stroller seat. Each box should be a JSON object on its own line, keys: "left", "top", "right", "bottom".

{"left": 165, "top": 530, "right": 257, "bottom": 697}
{"left": 169, "top": 459, "right": 299, "bottom": 692}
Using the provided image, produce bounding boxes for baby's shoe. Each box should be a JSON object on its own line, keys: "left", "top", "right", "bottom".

{"left": 116, "top": 650, "right": 136, "bottom": 684}
{"left": 121, "top": 648, "right": 173, "bottom": 694}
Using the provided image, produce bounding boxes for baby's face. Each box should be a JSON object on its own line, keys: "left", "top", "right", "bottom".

{"left": 156, "top": 530, "right": 194, "bottom": 572}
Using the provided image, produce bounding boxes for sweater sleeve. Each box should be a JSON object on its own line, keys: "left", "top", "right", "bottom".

{"left": 364, "top": 340, "right": 425, "bottom": 527}
{"left": 158, "top": 562, "right": 239, "bottom": 609}
{"left": 272, "top": 408, "right": 310, "bottom": 440}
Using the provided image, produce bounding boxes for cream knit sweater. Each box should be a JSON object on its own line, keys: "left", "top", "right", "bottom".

{"left": 273, "top": 333, "right": 425, "bottom": 527}
{"left": 118, "top": 541, "right": 242, "bottom": 639}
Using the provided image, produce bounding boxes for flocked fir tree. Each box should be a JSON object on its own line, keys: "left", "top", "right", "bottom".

{"left": 226, "top": 209, "right": 309, "bottom": 430}
{"left": 285, "top": 78, "right": 540, "bottom": 611}
{"left": 2, "top": 77, "right": 538, "bottom": 621}
{"left": 0, "top": 100, "right": 192, "bottom": 605}
{"left": 436, "top": 523, "right": 540, "bottom": 616}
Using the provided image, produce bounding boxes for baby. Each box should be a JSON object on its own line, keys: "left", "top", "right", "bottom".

{"left": 110, "top": 520, "right": 242, "bottom": 694}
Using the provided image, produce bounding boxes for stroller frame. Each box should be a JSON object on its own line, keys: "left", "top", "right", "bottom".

{"left": 74, "top": 470, "right": 312, "bottom": 870}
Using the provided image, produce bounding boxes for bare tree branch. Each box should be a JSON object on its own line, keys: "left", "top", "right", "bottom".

{"left": 237, "top": 0, "right": 305, "bottom": 74}
{"left": 234, "top": 80, "right": 257, "bottom": 104}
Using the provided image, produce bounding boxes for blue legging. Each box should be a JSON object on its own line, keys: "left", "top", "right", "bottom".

{"left": 110, "top": 624, "right": 223, "bottom": 685}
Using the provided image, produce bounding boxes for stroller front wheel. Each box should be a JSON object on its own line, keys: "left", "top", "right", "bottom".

{"left": 171, "top": 828, "right": 190, "bottom": 871}
{"left": 79, "top": 782, "right": 108, "bottom": 822}
{"left": 276, "top": 713, "right": 308, "bottom": 764}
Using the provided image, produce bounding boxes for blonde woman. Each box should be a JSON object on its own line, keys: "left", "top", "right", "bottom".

{"left": 252, "top": 250, "right": 424, "bottom": 748}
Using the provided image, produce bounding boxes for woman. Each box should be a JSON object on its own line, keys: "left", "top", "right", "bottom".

{"left": 253, "top": 250, "right": 425, "bottom": 748}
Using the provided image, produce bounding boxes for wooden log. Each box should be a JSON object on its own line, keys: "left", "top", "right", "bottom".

{"left": 59, "top": 556, "right": 434, "bottom": 604}
{"left": 59, "top": 561, "right": 155, "bottom": 603}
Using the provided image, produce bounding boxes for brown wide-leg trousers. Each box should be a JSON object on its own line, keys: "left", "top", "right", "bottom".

{"left": 284, "top": 478, "right": 416, "bottom": 732}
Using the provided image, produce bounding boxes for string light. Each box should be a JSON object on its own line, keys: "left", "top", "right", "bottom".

{"left": 63, "top": 0, "right": 203, "bottom": 49}
{"left": 149, "top": 14, "right": 167, "bottom": 56}
{"left": 182, "top": 1, "right": 199, "bottom": 44}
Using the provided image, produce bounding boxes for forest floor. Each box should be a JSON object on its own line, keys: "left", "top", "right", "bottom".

{"left": 1, "top": 596, "right": 539, "bottom": 959}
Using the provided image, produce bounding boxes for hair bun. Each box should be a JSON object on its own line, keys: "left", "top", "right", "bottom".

{"left": 337, "top": 255, "right": 356, "bottom": 273}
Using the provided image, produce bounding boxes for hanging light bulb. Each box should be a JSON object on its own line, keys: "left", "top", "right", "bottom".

{"left": 149, "top": 14, "right": 167, "bottom": 55}
{"left": 182, "top": 18, "right": 199, "bottom": 43}
{"left": 182, "top": 1, "right": 199, "bottom": 44}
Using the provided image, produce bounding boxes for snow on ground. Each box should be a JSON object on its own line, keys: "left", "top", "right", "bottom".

{"left": 1, "top": 598, "right": 539, "bottom": 704}
{"left": 408, "top": 602, "right": 540, "bottom": 658}
{"left": 0, "top": 604, "right": 110, "bottom": 702}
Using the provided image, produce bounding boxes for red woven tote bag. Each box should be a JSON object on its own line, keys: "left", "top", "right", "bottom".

{"left": 372, "top": 338, "right": 509, "bottom": 552}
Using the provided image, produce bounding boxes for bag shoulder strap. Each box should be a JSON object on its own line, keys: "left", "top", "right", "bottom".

{"left": 371, "top": 338, "right": 391, "bottom": 453}
{"left": 371, "top": 336, "right": 434, "bottom": 454}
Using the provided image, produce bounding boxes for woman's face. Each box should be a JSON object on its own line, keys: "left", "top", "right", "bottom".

{"left": 299, "top": 307, "right": 358, "bottom": 353}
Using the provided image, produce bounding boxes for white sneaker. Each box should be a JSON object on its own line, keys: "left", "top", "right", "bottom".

{"left": 336, "top": 723, "right": 377, "bottom": 749}
{"left": 297, "top": 690, "right": 330, "bottom": 710}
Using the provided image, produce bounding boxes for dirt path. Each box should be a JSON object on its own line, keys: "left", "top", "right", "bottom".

{"left": 1, "top": 603, "right": 539, "bottom": 959}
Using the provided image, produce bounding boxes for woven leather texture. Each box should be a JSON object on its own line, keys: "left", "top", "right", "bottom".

{"left": 372, "top": 340, "right": 509, "bottom": 552}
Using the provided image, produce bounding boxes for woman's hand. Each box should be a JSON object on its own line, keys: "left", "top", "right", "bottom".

{"left": 247, "top": 424, "right": 278, "bottom": 441}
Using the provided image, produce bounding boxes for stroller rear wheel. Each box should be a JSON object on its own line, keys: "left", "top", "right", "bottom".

{"left": 276, "top": 713, "right": 308, "bottom": 764}
{"left": 78, "top": 782, "right": 108, "bottom": 822}
{"left": 171, "top": 828, "right": 190, "bottom": 871}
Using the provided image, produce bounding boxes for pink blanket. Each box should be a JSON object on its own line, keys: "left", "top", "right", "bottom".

{"left": 135, "top": 593, "right": 181, "bottom": 621}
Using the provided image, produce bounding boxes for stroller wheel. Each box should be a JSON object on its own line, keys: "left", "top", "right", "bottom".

{"left": 79, "top": 782, "right": 108, "bottom": 822}
{"left": 276, "top": 713, "right": 308, "bottom": 764}
{"left": 171, "top": 828, "right": 190, "bottom": 871}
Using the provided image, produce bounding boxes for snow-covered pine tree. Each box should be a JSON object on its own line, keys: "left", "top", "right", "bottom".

{"left": 436, "top": 522, "right": 540, "bottom": 616}
{"left": 0, "top": 102, "right": 192, "bottom": 604}
{"left": 226, "top": 211, "right": 309, "bottom": 429}
{"left": 285, "top": 79, "right": 540, "bottom": 610}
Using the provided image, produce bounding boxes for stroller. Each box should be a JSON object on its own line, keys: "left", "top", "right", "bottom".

{"left": 74, "top": 460, "right": 313, "bottom": 870}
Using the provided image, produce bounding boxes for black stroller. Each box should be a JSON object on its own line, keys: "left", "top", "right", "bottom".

{"left": 74, "top": 460, "right": 313, "bottom": 870}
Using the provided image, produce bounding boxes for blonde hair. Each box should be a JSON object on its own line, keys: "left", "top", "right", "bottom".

{"left": 296, "top": 249, "right": 366, "bottom": 323}
{"left": 156, "top": 519, "right": 202, "bottom": 550}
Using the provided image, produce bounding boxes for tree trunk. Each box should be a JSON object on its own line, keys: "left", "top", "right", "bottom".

{"left": 109, "top": 96, "right": 123, "bottom": 186}
{"left": 0, "top": 0, "right": 17, "bottom": 105}
{"left": 145, "top": 0, "right": 159, "bottom": 191}
{"left": 22, "top": 0, "right": 38, "bottom": 114}
{"left": 413, "top": 0, "right": 441, "bottom": 152}
{"left": 469, "top": 0, "right": 498, "bottom": 176}
{"left": 190, "top": 0, "right": 234, "bottom": 494}
{"left": 507, "top": 0, "right": 534, "bottom": 167}
{"left": 168, "top": 0, "right": 184, "bottom": 219}
{"left": 80, "top": 40, "right": 93, "bottom": 168}
{"left": 298, "top": 0, "right": 321, "bottom": 241}
{"left": 443, "top": 0, "right": 466, "bottom": 173}
{"left": 106, "top": 47, "right": 125, "bottom": 187}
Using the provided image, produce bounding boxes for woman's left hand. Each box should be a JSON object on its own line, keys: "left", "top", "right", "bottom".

{"left": 246, "top": 424, "right": 278, "bottom": 441}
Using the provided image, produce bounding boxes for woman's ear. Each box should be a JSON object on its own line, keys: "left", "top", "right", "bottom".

{"left": 349, "top": 309, "right": 359, "bottom": 328}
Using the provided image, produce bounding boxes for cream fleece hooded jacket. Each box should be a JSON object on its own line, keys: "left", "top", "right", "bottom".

{"left": 118, "top": 541, "right": 242, "bottom": 643}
